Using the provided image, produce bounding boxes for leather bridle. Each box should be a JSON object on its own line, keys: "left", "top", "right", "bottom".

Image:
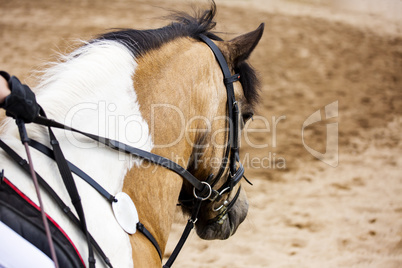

{"left": 164, "top": 34, "right": 248, "bottom": 267}
{"left": 0, "top": 34, "right": 248, "bottom": 267}
{"left": 179, "top": 34, "right": 246, "bottom": 218}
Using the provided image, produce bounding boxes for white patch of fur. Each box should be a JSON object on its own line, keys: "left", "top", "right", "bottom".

{"left": 0, "top": 40, "right": 153, "bottom": 267}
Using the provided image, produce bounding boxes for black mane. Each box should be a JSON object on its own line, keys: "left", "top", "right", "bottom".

{"left": 96, "top": 1, "right": 260, "bottom": 106}
{"left": 97, "top": 3, "right": 220, "bottom": 57}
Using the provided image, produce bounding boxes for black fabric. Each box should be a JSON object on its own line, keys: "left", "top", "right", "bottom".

{"left": 0, "top": 139, "right": 113, "bottom": 268}
{"left": 0, "top": 71, "right": 39, "bottom": 123}
{"left": 0, "top": 179, "right": 85, "bottom": 268}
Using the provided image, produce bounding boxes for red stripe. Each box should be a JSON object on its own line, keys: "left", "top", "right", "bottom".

{"left": 3, "top": 177, "right": 86, "bottom": 267}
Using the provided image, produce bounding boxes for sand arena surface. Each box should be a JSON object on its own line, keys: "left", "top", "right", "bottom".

{"left": 1, "top": 0, "right": 401, "bottom": 267}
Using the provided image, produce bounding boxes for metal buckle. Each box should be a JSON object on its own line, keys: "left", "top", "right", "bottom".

{"left": 208, "top": 189, "right": 220, "bottom": 202}
{"left": 212, "top": 187, "right": 231, "bottom": 212}
{"left": 193, "top": 181, "right": 212, "bottom": 201}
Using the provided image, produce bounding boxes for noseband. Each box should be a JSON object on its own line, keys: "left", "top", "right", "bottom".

{"left": 0, "top": 35, "right": 248, "bottom": 268}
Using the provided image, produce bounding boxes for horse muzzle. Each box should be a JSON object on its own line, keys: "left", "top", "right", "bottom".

{"left": 195, "top": 186, "right": 249, "bottom": 240}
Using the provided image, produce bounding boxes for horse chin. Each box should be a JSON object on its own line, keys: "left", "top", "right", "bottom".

{"left": 195, "top": 198, "right": 249, "bottom": 240}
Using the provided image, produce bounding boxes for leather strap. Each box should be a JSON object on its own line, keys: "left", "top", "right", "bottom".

{"left": 33, "top": 116, "right": 210, "bottom": 197}
{"left": 28, "top": 139, "right": 117, "bottom": 203}
{"left": 198, "top": 34, "right": 242, "bottom": 191}
{"left": 136, "top": 222, "right": 162, "bottom": 260}
{"left": 0, "top": 33, "right": 247, "bottom": 268}
{"left": 40, "top": 108, "right": 95, "bottom": 268}
{"left": 2, "top": 135, "right": 163, "bottom": 263}
{"left": 163, "top": 197, "right": 203, "bottom": 268}
{"left": 199, "top": 35, "right": 236, "bottom": 184}
{"left": 0, "top": 138, "right": 113, "bottom": 267}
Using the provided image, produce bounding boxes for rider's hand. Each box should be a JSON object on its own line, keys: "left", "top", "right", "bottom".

{"left": 0, "top": 71, "right": 40, "bottom": 123}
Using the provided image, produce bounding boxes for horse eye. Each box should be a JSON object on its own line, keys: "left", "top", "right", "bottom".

{"left": 242, "top": 112, "right": 254, "bottom": 123}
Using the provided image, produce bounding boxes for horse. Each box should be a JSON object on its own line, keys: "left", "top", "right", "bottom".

{"left": 0, "top": 3, "right": 263, "bottom": 267}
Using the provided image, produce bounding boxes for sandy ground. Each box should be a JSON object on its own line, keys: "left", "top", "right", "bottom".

{"left": 1, "top": 0, "right": 401, "bottom": 267}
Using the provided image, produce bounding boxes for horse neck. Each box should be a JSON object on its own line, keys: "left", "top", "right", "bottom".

{"left": 30, "top": 40, "right": 154, "bottom": 194}
{"left": 122, "top": 37, "right": 226, "bottom": 264}
{"left": 36, "top": 41, "right": 140, "bottom": 135}
{"left": 0, "top": 40, "right": 155, "bottom": 267}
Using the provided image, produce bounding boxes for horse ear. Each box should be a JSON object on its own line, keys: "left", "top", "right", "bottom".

{"left": 228, "top": 23, "right": 264, "bottom": 65}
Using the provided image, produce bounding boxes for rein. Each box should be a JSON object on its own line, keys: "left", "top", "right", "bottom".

{"left": 0, "top": 34, "right": 246, "bottom": 267}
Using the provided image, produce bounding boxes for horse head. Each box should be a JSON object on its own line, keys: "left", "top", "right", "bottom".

{"left": 179, "top": 23, "right": 264, "bottom": 241}
{"left": 118, "top": 3, "right": 264, "bottom": 256}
